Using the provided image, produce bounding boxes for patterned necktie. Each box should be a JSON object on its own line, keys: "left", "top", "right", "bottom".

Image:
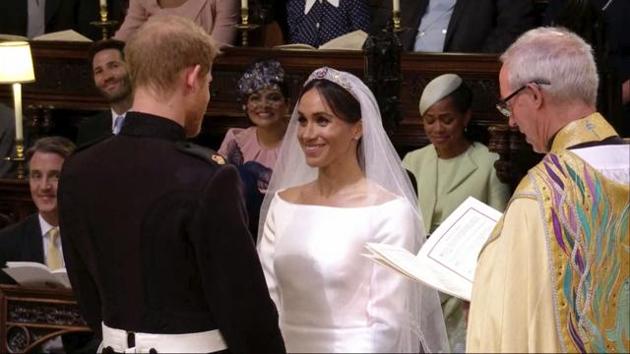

{"left": 46, "top": 227, "right": 63, "bottom": 270}
{"left": 113, "top": 115, "right": 125, "bottom": 135}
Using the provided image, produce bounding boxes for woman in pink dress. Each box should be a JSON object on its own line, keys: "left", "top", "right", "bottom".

{"left": 218, "top": 59, "right": 290, "bottom": 235}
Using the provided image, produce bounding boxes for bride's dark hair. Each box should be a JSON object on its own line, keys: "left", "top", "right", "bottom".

{"left": 300, "top": 79, "right": 361, "bottom": 124}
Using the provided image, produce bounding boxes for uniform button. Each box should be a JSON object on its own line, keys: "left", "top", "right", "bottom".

{"left": 316, "top": 22, "right": 320, "bottom": 29}
{"left": 419, "top": 31, "right": 425, "bottom": 37}
{"left": 441, "top": 29, "right": 447, "bottom": 34}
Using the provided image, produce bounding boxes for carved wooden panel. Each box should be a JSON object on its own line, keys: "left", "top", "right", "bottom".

{"left": 0, "top": 179, "right": 35, "bottom": 229}
{"left": 0, "top": 43, "right": 530, "bottom": 188}
{"left": 0, "top": 285, "right": 90, "bottom": 353}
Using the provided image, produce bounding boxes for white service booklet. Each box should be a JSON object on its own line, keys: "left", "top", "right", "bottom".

{"left": 3, "top": 261, "right": 71, "bottom": 289}
{"left": 365, "top": 197, "right": 502, "bottom": 301}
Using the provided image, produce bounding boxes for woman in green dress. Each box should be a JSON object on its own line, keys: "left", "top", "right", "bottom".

{"left": 402, "top": 73, "right": 510, "bottom": 352}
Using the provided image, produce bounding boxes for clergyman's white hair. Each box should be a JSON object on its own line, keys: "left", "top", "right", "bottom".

{"left": 500, "top": 26, "right": 599, "bottom": 106}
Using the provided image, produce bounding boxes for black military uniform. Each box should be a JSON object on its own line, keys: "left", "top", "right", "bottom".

{"left": 58, "top": 112, "right": 285, "bottom": 354}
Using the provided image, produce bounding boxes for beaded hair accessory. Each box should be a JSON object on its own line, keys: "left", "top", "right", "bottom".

{"left": 306, "top": 67, "right": 355, "bottom": 97}
{"left": 237, "top": 59, "right": 286, "bottom": 99}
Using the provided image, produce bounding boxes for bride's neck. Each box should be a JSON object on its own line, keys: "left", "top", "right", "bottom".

{"left": 316, "top": 160, "right": 364, "bottom": 197}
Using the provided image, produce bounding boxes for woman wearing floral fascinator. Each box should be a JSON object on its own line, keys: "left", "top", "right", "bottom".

{"left": 218, "top": 58, "right": 290, "bottom": 236}
{"left": 257, "top": 67, "right": 448, "bottom": 352}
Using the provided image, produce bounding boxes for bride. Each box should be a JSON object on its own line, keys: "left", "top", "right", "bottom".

{"left": 257, "top": 67, "right": 448, "bottom": 353}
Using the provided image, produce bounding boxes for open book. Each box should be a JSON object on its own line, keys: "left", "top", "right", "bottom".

{"left": 3, "top": 262, "right": 71, "bottom": 289}
{"left": 33, "top": 30, "right": 92, "bottom": 42}
{"left": 274, "top": 30, "right": 367, "bottom": 51}
{"left": 365, "top": 197, "right": 502, "bottom": 301}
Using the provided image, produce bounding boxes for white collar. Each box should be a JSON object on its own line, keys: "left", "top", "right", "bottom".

{"left": 38, "top": 213, "right": 55, "bottom": 237}
{"left": 305, "top": 0, "right": 339, "bottom": 15}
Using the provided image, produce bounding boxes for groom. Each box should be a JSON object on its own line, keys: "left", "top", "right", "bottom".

{"left": 58, "top": 15, "right": 285, "bottom": 354}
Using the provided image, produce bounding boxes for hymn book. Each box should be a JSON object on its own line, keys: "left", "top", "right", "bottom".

{"left": 32, "top": 30, "right": 92, "bottom": 42}
{"left": 274, "top": 30, "right": 368, "bottom": 51}
{"left": 3, "top": 262, "right": 71, "bottom": 289}
{"left": 365, "top": 197, "right": 502, "bottom": 301}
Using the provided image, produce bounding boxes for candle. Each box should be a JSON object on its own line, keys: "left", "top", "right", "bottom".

{"left": 241, "top": 0, "right": 248, "bottom": 10}
{"left": 12, "top": 83, "right": 23, "bottom": 141}
{"left": 100, "top": 0, "right": 107, "bottom": 8}
{"left": 393, "top": 0, "right": 399, "bottom": 12}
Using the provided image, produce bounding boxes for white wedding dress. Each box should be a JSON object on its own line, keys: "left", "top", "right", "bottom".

{"left": 258, "top": 193, "right": 421, "bottom": 353}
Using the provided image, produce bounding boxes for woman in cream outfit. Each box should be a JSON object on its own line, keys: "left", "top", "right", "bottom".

{"left": 115, "top": 0, "right": 238, "bottom": 46}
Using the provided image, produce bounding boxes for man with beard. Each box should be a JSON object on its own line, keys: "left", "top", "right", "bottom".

{"left": 77, "top": 39, "right": 132, "bottom": 145}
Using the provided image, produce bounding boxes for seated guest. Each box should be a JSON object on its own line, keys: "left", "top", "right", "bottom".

{"left": 0, "top": 136, "right": 84, "bottom": 352}
{"left": 286, "top": 0, "right": 369, "bottom": 47}
{"left": 404, "top": 74, "right": 510, "bottom": 233}
{"left": 114, "top": 0, "right": 239, "bottom": 46}
{"left": 370, "top": 0, "right": 534, "bottom": 53}
{"left": 0, "top": 137, "right": 75, "bottom": 277}
{"left": 218, "top": 58, "right": 289, "bottom": 236}
{"left": 402, "top": 74, "right": 510, "bottom": 351}
{"left": 77, "top": 39, "right": 133, "bottom": 146}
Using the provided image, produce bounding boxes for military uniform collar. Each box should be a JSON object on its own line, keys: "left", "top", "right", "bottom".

{"left": 550, "top": 112, "right": 618, "bottom": 153}
{"left": 120, "top": 111, "right": 186, "bottom": 141}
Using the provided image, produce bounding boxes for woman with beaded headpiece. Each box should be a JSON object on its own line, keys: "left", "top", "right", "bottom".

{"left": 218, "top": 58, "right": 290, "bottom": 236}
{"left": 257, "top": 67, "right": 448, "bottom": 352}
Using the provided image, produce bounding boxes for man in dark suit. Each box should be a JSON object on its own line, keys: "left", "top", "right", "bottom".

{"left": 0, "top": 136, "right": 75, "bottom": 281}
{"left": 77, "top": 39, "right": 132, "bottom": 146}
{"left": 59, "top": 15, "right": 285, "bottom": 354}
{"left": 0, "top": 0, "right": 125, "bottom": 40}
{"left": 370, "top": 0, "right": 534, "bottom": 53}
{"left": 0, "top": 136, "right": 85, "bottom": 352}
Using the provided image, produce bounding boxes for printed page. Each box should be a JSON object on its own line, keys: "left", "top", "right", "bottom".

{"left": 33, "top": 30, "right": 92, "bottom": 42}
{"left": 3, "top": 262, "right": 69, "bottom": 289}
{"left": 419, "top": 197, "right": 502, "bottom": 283}
{"left": 53, "top": 268, "right": 71, "bottom": 288}
{"left": 318, "top": 30, "right": 367, "bottom": 50}
{"left": 273, "top": 43, "right": 317, "bottom": 50}
{"left": 365, "top": 197, "right": 501, "bottom": 301}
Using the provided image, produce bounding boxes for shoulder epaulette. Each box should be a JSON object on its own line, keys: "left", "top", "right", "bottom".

{"left": 175, "top": 141, "right": 226, "bottom": 165}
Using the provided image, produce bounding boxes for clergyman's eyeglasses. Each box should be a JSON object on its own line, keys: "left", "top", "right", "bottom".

{"left": 496, "top": 80, "right": 550, "bottom": 118}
